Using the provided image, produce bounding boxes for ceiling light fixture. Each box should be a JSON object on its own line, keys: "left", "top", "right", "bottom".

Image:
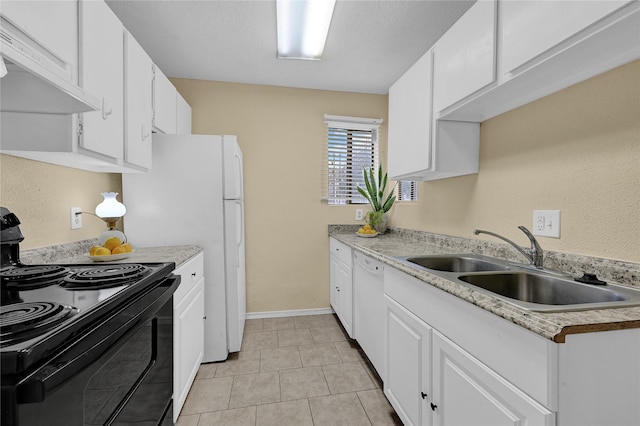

{"left": 277, "top": 0, "right": 337, "bottom": 60}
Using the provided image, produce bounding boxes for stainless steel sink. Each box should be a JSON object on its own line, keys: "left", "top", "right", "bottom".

{"left": 399, "top": 255, "right": 510, "bottom": 273}
{"left": 394, "top": 254, "right": 640, "bottom": 312}
{"left": 456, "top": 272, "right": 640, "bottom": 311}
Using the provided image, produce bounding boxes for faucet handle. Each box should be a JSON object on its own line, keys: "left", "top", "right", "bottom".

{"left": 517, "top": 226, "right": 544, "bottom": 267}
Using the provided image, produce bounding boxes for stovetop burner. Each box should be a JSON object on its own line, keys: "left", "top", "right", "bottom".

{"left": 62, "top": 264, "right": 150, "bottom": 290}
{"left": 0, "top": 302, "right": 78, "bottom": 346}
{"left": 1, "top": 265, "right": 70, "bottom": 290}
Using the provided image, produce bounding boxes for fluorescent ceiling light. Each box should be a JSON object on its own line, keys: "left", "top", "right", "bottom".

{"left": 277, "top": 0, "right": 337, "bottom": 60}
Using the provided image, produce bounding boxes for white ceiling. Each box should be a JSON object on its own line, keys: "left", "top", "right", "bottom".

{"left": 106, "top": 0, "right": 475, "bottom": 95}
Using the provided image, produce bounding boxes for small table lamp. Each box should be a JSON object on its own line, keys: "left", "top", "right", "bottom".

{"left": 95, "top": 192, "right": 127, "bottom": 245}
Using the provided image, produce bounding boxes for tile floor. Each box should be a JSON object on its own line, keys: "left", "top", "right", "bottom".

{"left": 177, "top": 314, "right": 403, "bottom": 426}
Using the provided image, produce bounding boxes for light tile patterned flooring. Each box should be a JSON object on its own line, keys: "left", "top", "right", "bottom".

{"left": 177, "top": 314, "right": 402, "bottom": 426}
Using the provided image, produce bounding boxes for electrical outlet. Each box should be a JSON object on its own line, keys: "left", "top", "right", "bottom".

{"left": 355, "top": 209, "right": 364, "bottom": 221}
{"left": 532, "top": 210, "right": 560, "bottom": 238}
{"left": 70, "top": 207, "right": 82, "bottom": 230}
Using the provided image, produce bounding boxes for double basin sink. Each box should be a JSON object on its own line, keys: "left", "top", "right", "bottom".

{"left": 395, "top": 254, "right": 640, "bottom": 312}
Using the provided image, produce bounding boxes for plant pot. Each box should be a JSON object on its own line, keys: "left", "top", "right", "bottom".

{"left": 368, "top": 211, "right": 389, "bottom": 234}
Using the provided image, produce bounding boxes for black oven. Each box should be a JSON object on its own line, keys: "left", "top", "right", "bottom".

{"left": 0, "top": 207, "right": 179, "bottom": 426}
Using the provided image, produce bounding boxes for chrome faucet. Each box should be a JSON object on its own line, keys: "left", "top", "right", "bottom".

{"left": 474, "top": 226, "right": 544, "bottom": 268}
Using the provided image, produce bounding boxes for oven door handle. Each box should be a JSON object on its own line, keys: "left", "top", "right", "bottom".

{"left": 16, "top": 276, "right": 179, "bottom": 403}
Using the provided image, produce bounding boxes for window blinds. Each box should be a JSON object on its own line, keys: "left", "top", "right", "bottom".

{"left": 398, "top": 180, "right": 418, "bottom": 201}
{"left": 322, "top": 115, "right": 383, "bottom": 205}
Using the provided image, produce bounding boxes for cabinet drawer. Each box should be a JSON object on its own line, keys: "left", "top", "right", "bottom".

{"left": 329, "top": 237, "right": 352, "bottom": 267}
{"left": 173, "top": 252, "right": 204, "bottom": 304}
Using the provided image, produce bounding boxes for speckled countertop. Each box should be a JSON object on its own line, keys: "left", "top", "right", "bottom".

{"left": 329, "top": 225, "right": 640, "bottom": 343}
{"left": 21, "top": 238, "right": 202, "bottom": 269}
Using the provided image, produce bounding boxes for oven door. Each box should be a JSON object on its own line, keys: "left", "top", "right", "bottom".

{"left": 8, "top": 275, "right": 179, "bottom": 426}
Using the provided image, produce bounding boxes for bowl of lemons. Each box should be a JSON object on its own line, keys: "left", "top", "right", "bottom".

{"left": 88, "top": 237, "right": 134, "bottom": 261}
{"left": 356, "top": 224, "right": 378, "bottom": 238}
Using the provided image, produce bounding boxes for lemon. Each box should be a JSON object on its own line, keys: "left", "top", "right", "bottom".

{"left": 104, "top": 237, "right": 122, "bottom": 251}
{"left": 121, "top": 243, "right": 133, "bottom": 253}
{"left": 94, "top": 247, "right": 111, "bottom": 256}
{"left": 89, "top": 245, "right": 102, "bottom": 256}
{"left": 111, "top": 244, "right": 127, "bottom": 255}
{"left": 363, "top": 224, "right": 371, "bottom": 231}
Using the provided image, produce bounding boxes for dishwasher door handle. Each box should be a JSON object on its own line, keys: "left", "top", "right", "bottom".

{"left": 355, "top": 253, "right": 383, "bottom": 275}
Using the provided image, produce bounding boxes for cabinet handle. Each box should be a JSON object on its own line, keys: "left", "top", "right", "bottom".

{"left": 101, "top": 98, "right": 113, "bottom": 120}
{"left": 421, "top": 392, "right": 427, "bottom": 400}
{"left": 192, "top": 273, "right": 197, "bottom": 277}
{"left": 336, "top": 287, "right": 340, "bottom": 292}
{"left": 430, "top": 403, "right": 437, "bottom": 411}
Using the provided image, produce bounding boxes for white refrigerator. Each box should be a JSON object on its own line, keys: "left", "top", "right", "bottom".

{"left": 122, "top": 134, "right": 246, "bottom": 362}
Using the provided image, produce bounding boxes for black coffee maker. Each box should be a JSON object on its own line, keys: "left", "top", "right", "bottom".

{"left": 0, "top": 207, "right": 25, "bottom": 268}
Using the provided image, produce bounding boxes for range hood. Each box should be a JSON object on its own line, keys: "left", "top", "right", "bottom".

{"left": 0, "top": 17, "right": 99, "bottom": 115}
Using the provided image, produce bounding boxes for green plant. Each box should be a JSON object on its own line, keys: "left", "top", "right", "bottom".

{"left": 356, "top": 165, "right": 396, "bottom": 225}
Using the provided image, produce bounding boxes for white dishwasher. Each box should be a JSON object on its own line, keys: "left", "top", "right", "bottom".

{"left": 353, "top": 251, "right": 385, "bottom": 378}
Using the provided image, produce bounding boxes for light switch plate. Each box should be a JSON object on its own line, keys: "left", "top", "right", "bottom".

{"left": 355, "top": 209, "right": 364, "bottom": 221}
{"left": 532, "top": 210, "right": 560, "bottom": 238}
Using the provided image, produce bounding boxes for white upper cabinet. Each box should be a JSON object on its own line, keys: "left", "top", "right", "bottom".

{"left": 501, "top": 0, "right": 631, "bottom": 74}
{"left": 432, "top": 0, "right": 496, "bottom": 114}
{"left": 388, "top": 50, "right": 479, "bottom": 181}
{"left": 152, "top": 65, "right": 177, "bottom": 134}
{"left": 441, "top": 0, "right": 640, "bottom": 122}
{"left": 176, "top": 92, "right": 192, "bottom": 134}
{"left": 124, "top": 31, "right": 153, "bottom": 170}
{"left": 79, "top": 0, "right": 124, "bottom": 161}
{"left": 388, "top": 51, "right": 433, "bottom": 179}
{"left": 1, "top": 0, "right": 78, "bottom": 76}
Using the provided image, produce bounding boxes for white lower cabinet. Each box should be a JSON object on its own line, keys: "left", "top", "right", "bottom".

{"left": 329, "top": 238, "right": 353, "bottom": 338}
{"left": 432, "top": 331, "right": 553, "bottom": 426}
{"left": 384, "top": 296, "right": 432, "bottom": 426}
{"left": 172, "top": 253, "right": 205, "bottom": 422}
{"left": 384, "top": 266, "right": 556, "bottom": 426}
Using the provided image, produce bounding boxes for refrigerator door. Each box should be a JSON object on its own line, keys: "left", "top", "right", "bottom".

{"left": 224, "top": 198, "right": 246, "bottom": 352}
{"left": 223, "top": 135, "right": 244, "bottom": 200}
{"left": 122, "top": 134, "right": 229, "bottom": 362}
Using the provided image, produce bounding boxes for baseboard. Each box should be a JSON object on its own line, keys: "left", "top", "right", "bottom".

{"left": 245, "top": 307, "right": 335, "bottom": 320}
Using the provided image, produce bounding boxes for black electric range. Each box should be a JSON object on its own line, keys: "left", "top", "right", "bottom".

{"left": 0, "top": 208, "right": 179, "bottom": 426}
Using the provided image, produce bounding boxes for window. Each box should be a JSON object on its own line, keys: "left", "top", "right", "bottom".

{"left": 397, "top": 181, "right": 418, "bottom": 201}
{"left": 323, "top": 115, "right": 382, "bottom": 205}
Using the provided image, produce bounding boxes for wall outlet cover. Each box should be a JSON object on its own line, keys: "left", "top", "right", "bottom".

{"left": 532, "top": 210, "right": 560, "bottom": 238}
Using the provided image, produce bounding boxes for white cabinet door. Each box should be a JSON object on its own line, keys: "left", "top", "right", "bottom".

{"left": 329, "top": 238, "right": 353, "bottom": 338}
{"left": 500, "top": 0, "right": 630, "bottom": 74}
{"left": 336, "top": 260, "right": 353, "bottom": 338}
{"left": 1, "top": 0, "right": 78, "bottom": 76}
{"left": 353, "top": 251, "right": 385, "bottom": 377}
{"left": 79, "top": 0, "right": 124, "bottom": 160}
{"left": 432, "top": 331, "right": 554, "bottom": 426}
{"left": 153, "top": 65, "right": 177, "bottom": 134}
{"left": 176, "top": 92, "right": 192, "bottom": 134}
{"left": 174, "top": 278, "right": 205, "bottom": 421}
{"left": 432, "top": 0, "right": 496, "bottom": 113}
{"left": 124, "top": 32, "right": 152, "bottom": 170}
{"left": 384, "top": 295, "right": 432, "bottom": 426}
{"left": 388, "top": 50, "right": 433, "bottom": 179}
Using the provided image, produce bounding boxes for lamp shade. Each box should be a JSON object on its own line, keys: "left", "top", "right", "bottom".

{"left": 95, "top": 192, "right": 126, "bottom": 218}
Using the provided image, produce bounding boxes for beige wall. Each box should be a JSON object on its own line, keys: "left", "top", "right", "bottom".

{"left": 0, "top": 59, "right": 636, "bottom": 315}
{"left": 172, "top": 79, "right": 388, "bottom": 313}
{"left": 392, "top": 60, "right": 640, "bottom": 263}
{"left": 0, "top": 154, "right": 122, "bottom": 249}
